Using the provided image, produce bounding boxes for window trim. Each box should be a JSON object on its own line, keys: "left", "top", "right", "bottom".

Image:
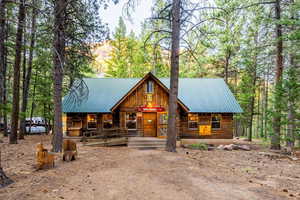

{"left": 126, "top": 112, "right": 137, "bottom": 130}
{"left": 87, "top": 114, "right": 97, "bottom": 130}
{"left": 188, "top": 113, "right": 199, "bottom": 130}
{"left": 102, "top": 114, "right": 113, "bottom": 130}
{"left": 211, "top": 114, "right": 221, "bottom": 130}
{"left": 146, "top": 80, "right": 154, "bottom": 94}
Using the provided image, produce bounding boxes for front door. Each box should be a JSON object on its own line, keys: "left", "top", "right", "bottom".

{"left": 143, "top": 113, "right": 157, "bottom": 137}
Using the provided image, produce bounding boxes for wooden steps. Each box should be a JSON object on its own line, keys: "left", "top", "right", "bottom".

{"left": 128, "top": 137, "right": 166, "bottom": 149}
{"left": 83, "top": 137, "right": 128, "bottom": 147}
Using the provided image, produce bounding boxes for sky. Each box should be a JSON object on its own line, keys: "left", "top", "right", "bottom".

{"left": 99, "top": 0, "right": 154, "bottom": 36}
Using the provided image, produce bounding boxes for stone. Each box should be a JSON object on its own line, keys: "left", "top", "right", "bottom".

{"left": 237, "top": 145, "right": 251, "bottom": 151}
{"left": 223, "top": 144, "right": 234, "bottom": 151}
{"left": 217, "top": 145, "right": 224, "bottom": 150}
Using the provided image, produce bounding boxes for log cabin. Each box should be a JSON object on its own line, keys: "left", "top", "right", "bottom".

{"left": 62, "top": 72, "right": 242, "bottom": 139}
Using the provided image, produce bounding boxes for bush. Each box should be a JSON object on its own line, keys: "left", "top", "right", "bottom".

{"left": 189, "top": 143, "right": 208, "bottom": 150}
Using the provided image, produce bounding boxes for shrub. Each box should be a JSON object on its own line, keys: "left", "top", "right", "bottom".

{"left": 189, "top": 143, "right": 208, "bottom": 150}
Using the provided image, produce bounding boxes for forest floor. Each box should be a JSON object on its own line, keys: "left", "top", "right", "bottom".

{"left": 1, "top": 135, "right": 300, "bottom": 200}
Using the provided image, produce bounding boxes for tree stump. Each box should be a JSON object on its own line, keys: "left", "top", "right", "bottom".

{"left": 0, "top": 167, "right": 13, "bottom": 188}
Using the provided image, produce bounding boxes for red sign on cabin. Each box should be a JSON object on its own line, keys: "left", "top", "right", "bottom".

{"left": 137, "top": 106, "right": 165, "bottom": 112}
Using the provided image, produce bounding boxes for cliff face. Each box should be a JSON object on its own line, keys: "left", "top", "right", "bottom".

{"left": 90, "top": 41, "right": 113, "bottom": 77}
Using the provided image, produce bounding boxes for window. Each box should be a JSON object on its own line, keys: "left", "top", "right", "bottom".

{"left": 159, "top": 113, "right": 168, "bottom": 125}
{"left": 211, "top": 114, "right": 221, "bottom": 129}
{"left": 188, "top": 114, "right": 198, "bottom": 129}
{"left": 70, "top": 116, "right": 82, "bottom": 128}
{"left": 146, "top": 80, "right": 154, "bottom": 93}
{"left": 87, "top": 114, "right": 97, "bottom": 129}
{"left": 103, "top": 114, "right": 113, "bottom": 129}
{"left": 126, "top": 113, "right": 137, "bottom": 130}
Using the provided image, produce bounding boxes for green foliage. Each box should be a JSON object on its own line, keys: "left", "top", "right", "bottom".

{"left": 105, "top": 17, "right": 169, "bottom": 78}
{"left": 189, "top": 143, "right": 208, "bottom": 150}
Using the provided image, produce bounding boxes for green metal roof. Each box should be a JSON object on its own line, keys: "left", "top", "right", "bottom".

{"left": 62, "top": 77, "right": 242, "bottom": 113}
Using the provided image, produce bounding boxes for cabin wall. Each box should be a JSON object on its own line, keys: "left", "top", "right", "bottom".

{"left": 180, "top": 113, "right": 233, "bottom": 139}
{"left": 65, "top": 76, "right": 234, "bottom": 139}
{"left": 65, "top": 112, "right": 234, "bottom": 139}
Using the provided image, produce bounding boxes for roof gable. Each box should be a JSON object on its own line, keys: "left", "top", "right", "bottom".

{"left": 110, "top": 72, "right": 189, "bottom": 112}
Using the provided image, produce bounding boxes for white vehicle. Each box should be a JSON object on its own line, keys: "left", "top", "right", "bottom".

{"left": 26, "top": 126, "right": 46, "bottom": 134}
{"left": 25, "top": 117, "right": 46, "bottom": 125}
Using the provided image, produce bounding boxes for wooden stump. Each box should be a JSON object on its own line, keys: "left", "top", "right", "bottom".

{"left": 36, "top": 143, "right": 55, "bottom": 170}
{"left": 0, "top": 167, "right": 13, "bottom": 188}
{"left": 62, "top": 140, "right": 77, "bottom": 162}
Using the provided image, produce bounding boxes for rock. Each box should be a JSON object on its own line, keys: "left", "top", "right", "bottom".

{"left": 289, "top": 194, "right": 294, "bottom": 197}
{"left": 59, "top": 196, "right": 64, "bottom": 199}
{"left": 207, "top": 146, "right": 215, "bottom": 151}
{"left": 237, "top": 145, "right": 251, "bottom": 151}
{"left": 223, "top": 144, "right": 234, "bottom": 151}
{"left": 283, "top": 189, "right": 288, "bottom": 193}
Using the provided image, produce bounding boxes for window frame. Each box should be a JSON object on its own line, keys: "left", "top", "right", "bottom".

{"left": 126, "top": 112, "right": 137, "bottom": 130}
{"left": 188, "top": 113, "right": 199, "bottom": 130}
{"left": 159, "top": 112, "right": 168, "bottom": 125}
{"left": 146, "top": 80, "right": 154, "bottom": 94}
{"left": 102, "top": 114, "right": 113, "bottom": 130}
{"left": 87, "top": 114, "right": 97, "bottom": 130}
{"left": 211, "top": 114, "right": 221, "bottom": 130}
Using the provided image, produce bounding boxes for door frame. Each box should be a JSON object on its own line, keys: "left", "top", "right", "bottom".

{"left": 142, "top": 112, "right": 157, "bottom": 137}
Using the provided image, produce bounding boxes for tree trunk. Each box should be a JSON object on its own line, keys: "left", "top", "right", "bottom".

{"left": 2, "top": 9, "right": 8, "bottom": 137}
{"left": 264, "top": 66, "right": 269, "bottom": 139}
{"left": 271, "top": 0, "right": 283, "bottom": 150}
{"left": 19, "top": 0, "right": 37, "bottom": 139}
{"left": 0, "top": 149, "right": 13, "bottom": 188}
{"left": 286, "top": 0, "right": 297, "bottom": 149}
{"left": 0, "top": 0, "right": 6, "bottom": 132}
{"left": 52, "top": 0, "right": 66, "bottom": 152}
{"left": 166, "top": 0, "right": 180, "bottom": 152}
{"left": 29, "top": 70, "right": 38, "bottom": 134}
{"left": 256, "top": 82, "right": 261, "bottom": 138}
{"left": 10, "top": 0, "right": 26, "bottom": 144}
{"left": 19, "top": 24, "right": 27, "bottom": 140}
{"left": 248, "top": 32, "right": 258, "bottom": 142}
{"left": 260, "top": 79, "right": 264, "bottom": 138}
{"left": 224, "top": 51, "right": 231, "bottom": 84}
{"left": 286, "top": 56, "right": 296, "bottom": 149}
{"left": 248, "top": 74, "right": 256, "bottom": 142}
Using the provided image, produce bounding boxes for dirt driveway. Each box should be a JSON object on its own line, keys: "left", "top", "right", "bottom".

{"left": 1, "top": 135, "right": 300, "bottom": 200}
